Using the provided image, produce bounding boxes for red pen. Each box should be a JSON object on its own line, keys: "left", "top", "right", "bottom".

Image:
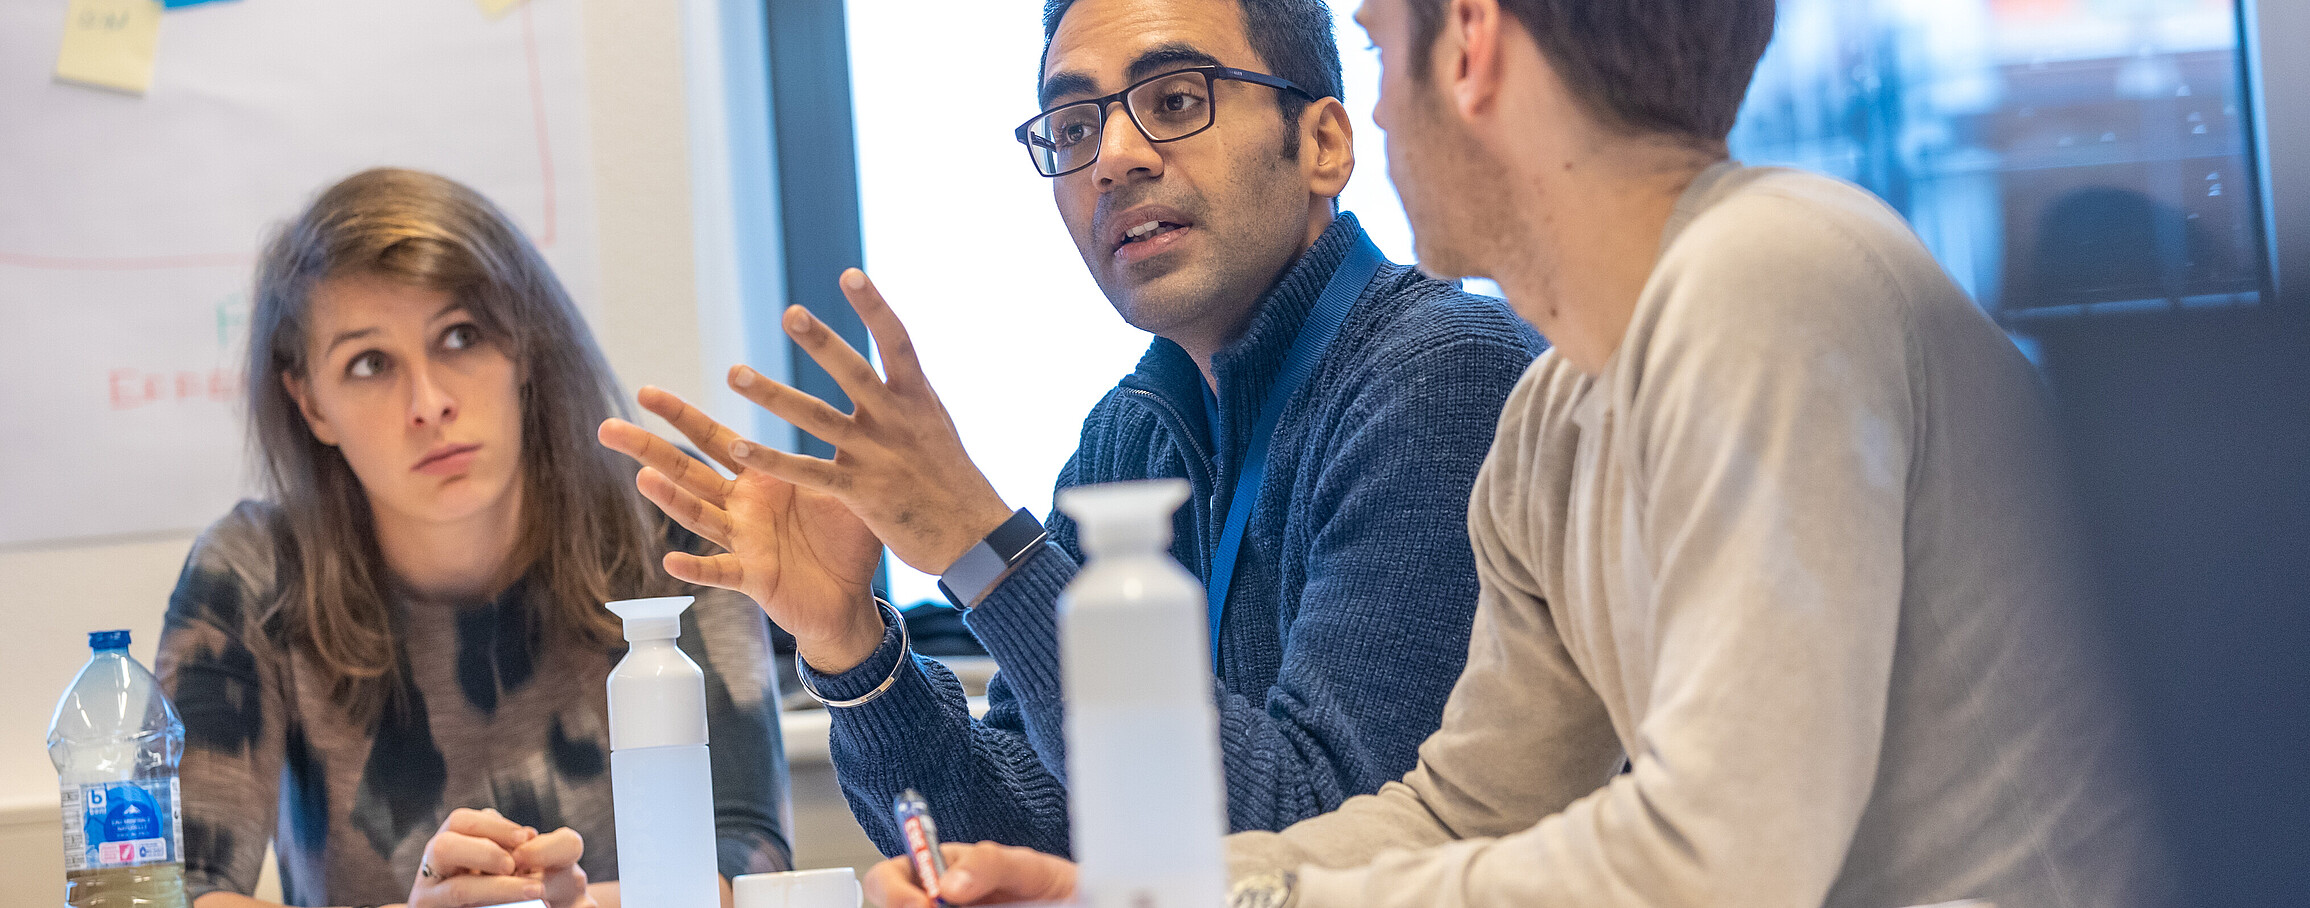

{"left": 895, "top": 788, "right": 950, "bottom": 906}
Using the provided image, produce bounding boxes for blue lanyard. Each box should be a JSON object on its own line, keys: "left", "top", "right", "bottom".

{"left": 1205, "top": 235, "right": 1384, "bottom": 669}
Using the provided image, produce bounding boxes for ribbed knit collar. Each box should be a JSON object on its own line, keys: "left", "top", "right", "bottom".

{"left": 1126, "top": 212, "right": 1374, "bottom": 469}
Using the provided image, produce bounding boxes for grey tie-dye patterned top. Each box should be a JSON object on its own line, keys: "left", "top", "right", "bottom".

{"left": 155, "top": 501, "right": 792, "bottom": 907}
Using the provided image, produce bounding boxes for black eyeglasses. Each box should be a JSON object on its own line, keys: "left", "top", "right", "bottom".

{"left": 1014, "top": 65, "right": 1319, "bottom": 178}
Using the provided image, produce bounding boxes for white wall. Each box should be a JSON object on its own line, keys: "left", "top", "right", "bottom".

{"left": 0, "top": 0, "right": 837, "bottom": 894}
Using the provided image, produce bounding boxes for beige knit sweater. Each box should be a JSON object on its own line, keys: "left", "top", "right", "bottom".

{"left": 1226, "top": 164, "right": 2164, "bottom": 908}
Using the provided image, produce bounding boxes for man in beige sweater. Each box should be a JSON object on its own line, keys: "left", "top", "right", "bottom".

{"left": 864, "top": 0, "right": 2164, "bottom": 906}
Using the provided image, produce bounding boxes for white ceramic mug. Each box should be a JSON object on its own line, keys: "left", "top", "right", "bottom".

{"left": 734, "top": 867, "right": 862, "bottom": 908}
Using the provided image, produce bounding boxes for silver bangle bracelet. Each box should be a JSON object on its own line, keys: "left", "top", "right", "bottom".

{"left": 796, "top": 597, "right": 909, "bottom": 709}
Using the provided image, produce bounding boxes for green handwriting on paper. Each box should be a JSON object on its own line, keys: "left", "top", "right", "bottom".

{"left": 54, "top": 0, "right": 164, "bottom": 95}
{"left": 214, "top": 292, "right": 250, "bottom": 348}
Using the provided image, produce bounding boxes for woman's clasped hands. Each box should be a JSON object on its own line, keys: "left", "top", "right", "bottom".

{"left": 406, "top": 807, "right": 595, "bottom": 908}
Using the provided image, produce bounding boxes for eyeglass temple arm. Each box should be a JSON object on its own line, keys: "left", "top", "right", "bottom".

{"left": 1212, "top": 65, "right": 1319, "bottom": 101}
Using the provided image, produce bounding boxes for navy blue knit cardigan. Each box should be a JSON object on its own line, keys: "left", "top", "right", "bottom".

{"left": 804, "top": 214, "right": 1544, "bottom": 857}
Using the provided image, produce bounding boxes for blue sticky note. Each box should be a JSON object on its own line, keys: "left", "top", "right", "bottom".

{"left": 162, "top": 0, "right": 233, "bottom": 8}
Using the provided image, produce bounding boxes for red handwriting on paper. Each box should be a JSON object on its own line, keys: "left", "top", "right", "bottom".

{"left": 108, "top": 367, "right": 241, "bottom": 410}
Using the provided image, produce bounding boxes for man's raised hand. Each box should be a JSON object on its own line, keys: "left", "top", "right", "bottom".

{"left": 598, "top": 386, "right": 887, "bottom": 673}
{"left": 717, "top": 268, "right": 1017, "bottom": 577}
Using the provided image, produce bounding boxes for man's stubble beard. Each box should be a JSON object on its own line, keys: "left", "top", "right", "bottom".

{"left": 1088, "top": 149, "right": 1313, "bottom": 347}
{"left": 1397, "top": 85, "right": 1514, "bottom": 282}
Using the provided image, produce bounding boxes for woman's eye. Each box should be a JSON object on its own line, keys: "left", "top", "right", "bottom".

{"left": 442, "top": 323, "right": 480, "bottom": 351}
{"left": 347, "top": 352, "right": 386, "bottom": 379}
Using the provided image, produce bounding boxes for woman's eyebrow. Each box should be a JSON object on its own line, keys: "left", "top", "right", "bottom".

{"left": 427, "top": 303, "right": 474, "bottom": 326}
{"left": 322, "top": 327, "right": 378, "bottom": 358}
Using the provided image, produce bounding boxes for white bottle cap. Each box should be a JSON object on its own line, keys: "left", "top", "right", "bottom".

{"left": 606, "top": 596, "right": 708, "bottom": 750}
{"left": 608, "top": 596, "right": 694, "bottom": 641}
{"left": 1058, "top": 479, "right": 1188, "bottom": 557}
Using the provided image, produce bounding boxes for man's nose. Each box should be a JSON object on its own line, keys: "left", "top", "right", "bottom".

{"left": 407, "top": 363, "right": 458, "bottom": 428}
{"left": 1093, "top": 102, "right": 1164, "bottom": 188}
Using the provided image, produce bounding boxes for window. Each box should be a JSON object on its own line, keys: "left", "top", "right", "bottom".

{"left": 1730, "top": 0, "right": 2263, "bottom": 320}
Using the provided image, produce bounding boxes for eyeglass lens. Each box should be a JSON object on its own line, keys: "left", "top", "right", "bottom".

{"left": 1026, "top": 71, "right": 1215, "bottom": 176}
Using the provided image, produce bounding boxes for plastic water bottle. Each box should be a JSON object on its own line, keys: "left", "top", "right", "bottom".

{"left": 49, "top": 630, "right": 188, "bottom": 908}
{"left": 1057, "top": 480, "right": 1227, "bottom": 908}
{"left": 607, "top": 597, "right": 719, "bottom": 908}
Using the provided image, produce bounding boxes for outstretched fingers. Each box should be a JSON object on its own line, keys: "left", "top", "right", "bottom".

{"left": 634, "top": 385, "right": 752, "bottom": 475}
{"left": 726, "top": 436, "right": 846, "bottom": 494}
{"left": 838, "top": 269, "right": 929, "bottom": 391}
{"left": 663, "top": 550, "right": 748, "bottom": 594}
{"left": 727, "top": 365, "right": 858, "bottom": 448}
{"left": 781, "top": 302, "right": 890, "bottom": 409}
{"left": 635, "top": 467, "right": 736, "bottom": 548}
{"left": 599, "top": 416, "right": 733, "bottom": 506}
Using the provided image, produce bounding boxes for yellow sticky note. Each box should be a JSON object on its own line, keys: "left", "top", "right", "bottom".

{"left": 476, "top": 0, "right": 528, "bottom": 19}
{"left": 54, "top": 0, "right": 163, "bottom": 95}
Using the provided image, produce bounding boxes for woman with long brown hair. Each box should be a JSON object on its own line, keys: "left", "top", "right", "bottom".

{"left": 155, "top": 168, "right": 789, "bottom": 908}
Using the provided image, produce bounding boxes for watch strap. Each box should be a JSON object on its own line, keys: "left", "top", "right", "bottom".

{"left": 937, "top": 507, "right": 1048, "bottom": 609}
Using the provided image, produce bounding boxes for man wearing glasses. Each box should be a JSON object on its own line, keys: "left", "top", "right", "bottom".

{"left": 598, "top": 0, "right": 1542, "bottom": 860}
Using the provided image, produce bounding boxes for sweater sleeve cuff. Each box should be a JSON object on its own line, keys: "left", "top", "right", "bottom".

{"left": 797, "top": 605, "right": 907, "bottom": 702}
{"left": 962, "top": 541, "right": 1077, "bottom": 699}
{"left": 823, "top": 651, "right": 981, "bottom": 855}
{"left": 825, "top": 649, "right": 970, "bottom": 765}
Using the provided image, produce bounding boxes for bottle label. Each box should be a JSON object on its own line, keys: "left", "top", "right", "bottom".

{"left": 59, "top": 779, "right": 180, "bottom": 871}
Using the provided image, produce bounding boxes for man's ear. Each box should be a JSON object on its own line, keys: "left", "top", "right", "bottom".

{"left": 282, "top": 372, "right": 340, "bottom": 447}
{"left": 1302, "top": 97, "right": 1355, "bottom": 201}
{"left": 1448, "top": 0, "right": 1505, "bottom": 122}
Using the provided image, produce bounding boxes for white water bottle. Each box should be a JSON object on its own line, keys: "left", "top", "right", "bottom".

{"left": 1058, "top": 480, "right": 1227, "bottom": 908}
{"left": 607, "top": 597, "right": 719, "bottom": 908}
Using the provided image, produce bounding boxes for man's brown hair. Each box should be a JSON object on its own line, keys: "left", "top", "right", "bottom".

{"left": 1409, "top": 0, "right": 1775, "bottom": 146}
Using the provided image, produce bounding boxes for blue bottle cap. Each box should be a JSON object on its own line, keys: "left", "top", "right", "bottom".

{"left": 88, "top": 630, "right": 131, "bottom": 651}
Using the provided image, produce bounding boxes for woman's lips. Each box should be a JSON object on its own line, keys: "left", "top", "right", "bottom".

{"left": 413, "top": 443, "right": 482, "bottom": 476}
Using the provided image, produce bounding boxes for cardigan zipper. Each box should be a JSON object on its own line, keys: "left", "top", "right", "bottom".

{"left": 1119, "top": 385, "right": 1222, "bottom": 580}
{"left": 1119, "top": 385, "right": 1218, "bottom": 494}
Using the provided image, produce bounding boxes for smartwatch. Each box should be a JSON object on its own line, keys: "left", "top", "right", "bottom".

{"left": 937, "top": 507, "right": 1049, "bottom": 609}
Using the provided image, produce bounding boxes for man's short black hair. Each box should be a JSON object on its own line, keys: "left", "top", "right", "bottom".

{"left": 1040, "top": 0, "right": 1345, "bottom": 156}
